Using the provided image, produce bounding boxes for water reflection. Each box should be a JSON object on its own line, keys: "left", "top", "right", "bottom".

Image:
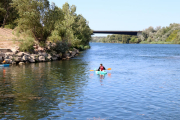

{"left": 0, "top": 60, "right": 88, "bottom": 119}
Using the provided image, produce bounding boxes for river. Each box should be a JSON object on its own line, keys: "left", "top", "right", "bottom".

{"left": 0, "top": 43, "right": 180, "bottom": 120}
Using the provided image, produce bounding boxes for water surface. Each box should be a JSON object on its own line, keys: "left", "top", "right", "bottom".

{"left": 0, "top": 43, "right": 180, "bottom": 120}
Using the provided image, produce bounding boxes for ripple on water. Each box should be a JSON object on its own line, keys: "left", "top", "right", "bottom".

{"left": 1, "top": 44, "right": 180, "bottom": 119}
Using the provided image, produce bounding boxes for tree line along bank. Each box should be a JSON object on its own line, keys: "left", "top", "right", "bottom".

{"left": 92, "top": 23, "right": 180, "bottom": 44}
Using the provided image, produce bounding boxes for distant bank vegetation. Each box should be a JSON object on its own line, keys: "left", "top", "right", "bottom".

{"left": 92, "top": 23, "right": 180, "bottom": 44}
{"left": 0, "top": 0, "right": 92, "bottom": 52}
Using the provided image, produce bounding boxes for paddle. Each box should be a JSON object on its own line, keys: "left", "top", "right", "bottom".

{"left": 90, "top": 68, "right": 111, "bottom": 71}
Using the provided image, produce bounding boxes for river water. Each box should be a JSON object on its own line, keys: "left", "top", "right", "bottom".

{"left": 0, "top": 43, "right": 180, "bottom": 120}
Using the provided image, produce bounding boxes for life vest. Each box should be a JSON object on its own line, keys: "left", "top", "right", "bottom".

{"left": 100, "top": 66, "right": 104, "bottom": 71}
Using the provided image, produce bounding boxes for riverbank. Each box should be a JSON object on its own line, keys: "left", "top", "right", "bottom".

{"left": 0, "top": 28, "right": 88, "bottom": 65}
{"left": 0, "top": 46, "right": 80, "bottom": 65}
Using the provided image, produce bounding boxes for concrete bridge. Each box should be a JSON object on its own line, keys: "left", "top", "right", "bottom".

{"left": 93, "top": 30, "right": 142, "bottom": 36}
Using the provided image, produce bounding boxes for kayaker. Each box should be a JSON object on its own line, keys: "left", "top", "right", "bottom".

{"left": 97, "top": 64, "right": 106, "bottom": 71}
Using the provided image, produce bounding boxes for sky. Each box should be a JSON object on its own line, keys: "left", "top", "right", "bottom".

{"left": 49, "top": 0, "right": 180, "bottom": 36}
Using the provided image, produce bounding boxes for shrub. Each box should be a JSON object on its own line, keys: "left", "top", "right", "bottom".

{"left": 4, "top": 24, "right": 16, "bottom": 29}
{"left": 166, "top": 30, "right": 179, "bottom": 42}
{"left": 19, "top": 37, "right": 34, "bottom": 53}
{"left": 84, "top": 45, "right": 90, "bottom": 49}
{"left": 52, "top": 41, "right": 69, "bottom": 53}
{"left": 76, "top": 45, "right": 84, "bottom": 50}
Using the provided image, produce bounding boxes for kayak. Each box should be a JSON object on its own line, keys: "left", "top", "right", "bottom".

{"left": 0, "top": 64, "right": 10, "bottom": 67}
{"left": 94, "top": 69, "right": 107, "bottom": 75}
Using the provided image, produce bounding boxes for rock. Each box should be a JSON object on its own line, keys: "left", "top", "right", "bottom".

{"left": 73, "top": 48, "right": 79, "bottom": 54}
{"left": 52, "top": 56, "right": 57, "bottom": 61}
{"left": 38, "top": 52, "right": 47, "bottom": 57}
{"left": 14, "top": 57, "right": 21, "bottom": 62}
{"left": 66, "top": 56, "right": 71, "bottom": 59}
{"left": 9, "top": 56, "right": 13, "bottom": 60}
{"left": 38, "top": 47, "right": 44, "bottom": 52}
{"left": 39, "top": 56, "right": 45, "bottom": 62}
{"left": 66, "top": 53, "right": 71, "bottom": 59}
{"left": 71, "top": 51, "right": 76, "bottom": 57}
{"left": 0, "top": 56, "right": 3, "bottom": 63}
{"left": 29, "top": 58, "right": 35, "bottom": 63}
{"left": 0, "top": 53, "right": 5, "bottom": 58}
{"left": 4, "top": 59, "right": 12, "bottom": 64}
{"left": 24, "top": 52, "right": 30, "bottom": 56}
{"left": 11, "top": 47, "right": 19, "bottom": 54}
{"left": 16, "top": 52, "right": 24, "bottom": 57}
{"left": 62, "top": 58, "right": 66, "bottom": 60}
{"left": 21, "top": 55, "right": 28, "bottom": 61}
{"left": 30, "top": 54, "right": 39, "bottom": 61}
{"left": 19, "top": 62, "right": 25, "bottom": 65}
{"left": 47, "top": 54, "right": 52, "bottom": 61}
{"left": 5, "top": 52, "right": 14, "bottom": 56}
{"left": 42, "top": 52, "right": 48, "bottom": 57}
{"left": 4, "top": 52, "right": 14, "bottom": 59}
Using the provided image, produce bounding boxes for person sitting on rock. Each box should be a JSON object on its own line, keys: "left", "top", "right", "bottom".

{"left": 97, "top": 64, "right": 106, "bottom": 71}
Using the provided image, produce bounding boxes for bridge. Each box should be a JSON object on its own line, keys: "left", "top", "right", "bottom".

{"left": 93, "top": 30, "right": 142, "bottom": 36}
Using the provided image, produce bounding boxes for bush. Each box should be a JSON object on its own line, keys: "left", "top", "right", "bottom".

{"left": 19, "top": 37, "right": 34, "bottom": 53}
{"left": 76, "top": 45, "right": 84, "bottom": 50}
{"left": 166, "top": 30, "right": 179, "bottom": 42}
{"left": 84, "top": 45, "right": 90, "bottom": 49}
{"left": 4, "top": 24, "right": 17, "bottom": 29}
{"left": 52, "top": 41, "right": 69, "bottom": 53}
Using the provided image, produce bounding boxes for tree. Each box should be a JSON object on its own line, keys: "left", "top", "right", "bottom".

{"left": 12, "top": 0, "right": 50, "bottom": 42}
{"left": 0, "top": 0, "right": 18, "bottom": 28}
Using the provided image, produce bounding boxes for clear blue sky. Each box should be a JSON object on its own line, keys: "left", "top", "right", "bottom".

{"left": 49, "top": 0, "right": 180, "bottom": 36}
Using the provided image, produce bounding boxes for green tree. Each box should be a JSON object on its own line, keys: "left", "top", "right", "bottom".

{"left": 12, "top": 0, "right": 50, "bottom": 42}
{"left": 0, "top": 0, "right": 18, "bottom": 28}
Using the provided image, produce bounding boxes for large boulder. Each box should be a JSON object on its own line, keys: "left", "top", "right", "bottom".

{"left": 30, "top": 54, "right": 39, "bottom": 62}
{"left": 14, "top": 57, "right": 21, "bottom": 62}
{"left": 16, "top": 52, "right": 24, "bottom": 57}
{"left": 21, "top": 55, "right": 28, "bottom": 61}
{"left": 42, "top": 52, "right": 48, "bottom": 58}
{"left": 47, "top": 54, "right": 52, "bottom": 61}
{"left": 24, "top": 52, "right": 30, "bottom": 56}
{"left": 29, "top": 58, "right": 35, "bottom": 63}
{"left": 73, "top": 48, "right": 79, "bottom": 54}
{"left": 39, "top": 56, "right": 45, "bottom": 62}
{"left": 4, "top": 52, "right": 14, "bottom": 59}
{"left": 71, "top": 51, "right": 76, "bottom": 57}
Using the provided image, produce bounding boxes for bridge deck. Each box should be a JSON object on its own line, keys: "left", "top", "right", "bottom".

{"left": 93, "top": 31, "right": 142, "bottom": 35}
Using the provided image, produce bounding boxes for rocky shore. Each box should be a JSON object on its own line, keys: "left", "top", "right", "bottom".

{"left": 0, "top": 45, "right": 80, "bottom": 65}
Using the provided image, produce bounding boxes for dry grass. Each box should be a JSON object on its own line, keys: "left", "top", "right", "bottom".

{"left": 0, "top": 28, "right": 20, "bottom": 49}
